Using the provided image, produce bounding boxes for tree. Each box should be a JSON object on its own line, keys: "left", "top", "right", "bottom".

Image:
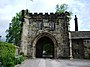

{"left": 56, "top": 4, "right": 68, "bottom": 13}
{"left": 56, "top": 4, "right": 72, "bottom": 21}
{"left": 6, "top": 12, "right": 22, "bottom": 46}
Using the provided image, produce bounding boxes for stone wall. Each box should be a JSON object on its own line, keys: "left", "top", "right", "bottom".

{"left": 20, "top": 17, "right": 29, "bottom": 55}
{"left": 72, "top": 39, "right": 84, "bottom": 58}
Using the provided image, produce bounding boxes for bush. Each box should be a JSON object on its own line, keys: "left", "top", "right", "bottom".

{"left": 7, "top": 61, "right": 15, "bottom": 67}
{"left": 15, "top": 55, "right": 24, "bottom": 65}
{"left": 0, "top": 42, "right": 16, "bottom": 67}
{"left": 0, "top": 62, "right": 2, "bottom": 67}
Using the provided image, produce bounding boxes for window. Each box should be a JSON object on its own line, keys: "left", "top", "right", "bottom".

{"left": 84, "top": 40, "right": 90, "bottom": 44}
{"left": 49, "top": 22, "right": 55, "bottom": 31}
{"left": 37, "top": 22, "right": 43, "bottom": 30}
{"left": 44, "top": 22, "right": 49, "bottom": 28}
{"left": 83, "top": 40, "right": 86, "bottom": 44}
{"left": 87, "top": 40, "right": 90, "bottom": 43}
{"left": 74, "top": 49, "right": 79, "bottom": 55}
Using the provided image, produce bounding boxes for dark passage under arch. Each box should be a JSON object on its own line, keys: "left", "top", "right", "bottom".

{"left": 36, "top": 36, "right": 54, "bottom": 58}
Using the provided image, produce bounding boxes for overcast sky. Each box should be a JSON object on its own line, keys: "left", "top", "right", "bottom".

{"left": 0, "top": 0, "right": 90, "bottom": 41}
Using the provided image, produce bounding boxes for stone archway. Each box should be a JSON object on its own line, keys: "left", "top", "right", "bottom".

{"left": 32, "top": 32, "right": 58, "bottom": 58}
{"left": 36, "top": 36, "right": 54, "bottom": 58}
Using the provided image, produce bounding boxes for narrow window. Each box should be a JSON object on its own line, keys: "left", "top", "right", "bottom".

{"left": 37, "top": 22, "right": 43, "bottom": 30}
{"left": 87, "top": 40, "right": 90, "bottom": 43}
{"left": 49, "top": 22, "right": 55, "bottom": 31}
{"left": 74, "top": 49, "right": 79, "bottom": 55}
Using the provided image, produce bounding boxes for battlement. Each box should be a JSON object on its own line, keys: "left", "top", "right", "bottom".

{"left": 21, "top": 9, "right": 70, "bottom": 19}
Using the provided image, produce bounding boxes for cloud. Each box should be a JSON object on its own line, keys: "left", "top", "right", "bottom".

{"left": 0, "top": 0, "right": 90, "bottom": 41}
{"left": 69, "top": 0, "right": 90, "bottom": 31}
{"left": 29, "top": 0, "right": 73, "bottom": 12}
{"left": 0, "top": 0, "right": 29, "bottom": 41}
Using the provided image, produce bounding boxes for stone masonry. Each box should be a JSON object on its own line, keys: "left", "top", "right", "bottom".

{"left": 20, "top": 9, "right": 70, "bottom": 58}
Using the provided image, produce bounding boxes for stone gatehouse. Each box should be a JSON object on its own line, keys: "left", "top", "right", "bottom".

{"left": 20, "top": 9, "right": 69, "bottom": 58}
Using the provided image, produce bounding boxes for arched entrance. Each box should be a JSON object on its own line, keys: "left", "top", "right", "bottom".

{"left": 32, "top": 32, "right": 58, "bottom": 58}
{"left": 36, "top": 36, "right": 54, "bottom": 58}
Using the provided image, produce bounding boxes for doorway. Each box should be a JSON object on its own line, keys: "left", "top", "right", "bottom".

{"left": 36, "top": 36, "right": 54, "bottom": 58}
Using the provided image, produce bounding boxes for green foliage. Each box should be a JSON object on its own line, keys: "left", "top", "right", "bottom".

{"left": 43, "top": 43, "right": 53, "bottom": 55}
{"left": 0, "top": 42, "right": 16, "bottom": 67}
{"left": 6, "top": 12, "right": 22, "bottom": 46}
{"left": 56, "top": 4, "right": 68, "bottom": 13}
{"left": 15, "top": 55, "right": 24, "bottom": 65}
{"left": 56, "top": 4, "right": 72, "bottom": 21}
{"left": 0, "top": 62, "right": 2, "bottom": 67}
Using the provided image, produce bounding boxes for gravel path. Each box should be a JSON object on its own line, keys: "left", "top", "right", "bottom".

{"left": 16, "top": 59, "right": 90, "bottom": 67}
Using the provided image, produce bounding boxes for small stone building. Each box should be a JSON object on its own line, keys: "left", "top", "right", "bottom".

{"left": 69, "top": 31, "right": 90, "bottom": 59}
{"left": 20, "top": 9, "right": 90, "bottom": 59}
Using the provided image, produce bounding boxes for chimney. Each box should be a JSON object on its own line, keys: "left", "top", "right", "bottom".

{"left": 74, "top": 15, "right": 78, "bottom": 31}
{"left": 0, "top": 36, "right": 1, "bottom": 41}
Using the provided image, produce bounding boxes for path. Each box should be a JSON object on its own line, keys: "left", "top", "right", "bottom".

{"left": 17, "top": 59, "right": 90, "bottom": 67}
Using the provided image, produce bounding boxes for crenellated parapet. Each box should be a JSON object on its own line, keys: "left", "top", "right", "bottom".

{"left": 21, "top": 9, "right": 70, "bottom": 22}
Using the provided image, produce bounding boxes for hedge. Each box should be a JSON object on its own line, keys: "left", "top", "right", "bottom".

{"left": 0, "top": 42, "right": 16, "bottom": 67}
{"left": 15, "top": 55, "right": 24, "bottom": 65}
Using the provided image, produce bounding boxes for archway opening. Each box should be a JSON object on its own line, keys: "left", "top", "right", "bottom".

{"left": 36, "top": 36, "right": 54, "bottom": 58}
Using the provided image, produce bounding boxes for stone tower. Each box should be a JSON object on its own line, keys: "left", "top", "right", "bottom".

{"left": 20, "top": 9, "right": 70, "bottom": 58}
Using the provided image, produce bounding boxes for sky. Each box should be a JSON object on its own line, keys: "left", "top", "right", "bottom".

{"left": 0, "top": 0, "right": 90, "bottom": 41}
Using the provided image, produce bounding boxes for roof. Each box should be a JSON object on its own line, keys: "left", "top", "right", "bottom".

{"left": 70, "top": 31, "right": 90, "bottom": 39}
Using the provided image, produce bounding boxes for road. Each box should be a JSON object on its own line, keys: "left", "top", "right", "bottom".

{"left": 17, "top": 59, "right": 90, "bottom": 67}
